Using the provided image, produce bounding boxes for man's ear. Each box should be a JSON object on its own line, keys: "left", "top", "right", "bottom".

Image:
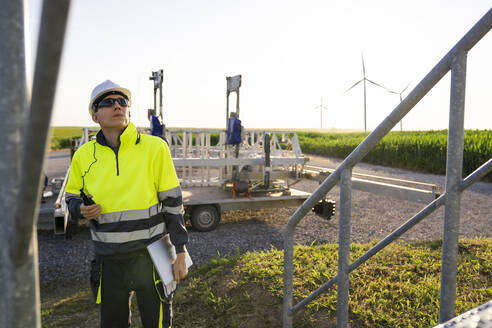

{"left": 91, "top": 112, "right": 99, "bottom": 124}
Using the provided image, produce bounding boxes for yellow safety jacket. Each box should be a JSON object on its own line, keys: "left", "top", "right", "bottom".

{"left": 65, "top": 122, "right": 185, "bottom": 255}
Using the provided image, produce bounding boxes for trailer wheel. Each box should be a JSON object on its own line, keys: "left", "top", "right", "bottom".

{"left": 190, "top": 205, "right": 220, "bottom": 232}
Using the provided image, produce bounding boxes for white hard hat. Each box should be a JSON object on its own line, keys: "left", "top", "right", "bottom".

{"left": 88, "top": 80, "right": 132, "bottom": 114}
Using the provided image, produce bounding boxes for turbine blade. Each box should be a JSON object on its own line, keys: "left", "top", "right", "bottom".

{"left": 366, "top": 79, "right": 391, "bottom": 92}
{"left": 345, "top": 79, "right": 363, "bottom": 92}
{"left": 401, "top": 83, "right": 410, "bottom": 93}
{"left": 361, "top": 53, "right": 366, "bottom": 77}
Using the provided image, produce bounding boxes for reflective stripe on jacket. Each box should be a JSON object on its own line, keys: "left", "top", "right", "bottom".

{"left": 65, "top": 122, "right": 185, "bottom": 255}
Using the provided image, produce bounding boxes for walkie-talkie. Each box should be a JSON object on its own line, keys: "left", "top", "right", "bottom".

{"left": 80, "top": 190, "right": 95, "bottom": 206}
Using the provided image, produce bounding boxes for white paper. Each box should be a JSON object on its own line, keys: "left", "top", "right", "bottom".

{"left": 147, "top": 234, "right": 192, "bottom": 285}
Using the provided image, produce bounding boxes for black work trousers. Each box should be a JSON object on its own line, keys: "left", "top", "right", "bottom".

{"left": 99, "top": 249, "right": 172, "bottom": 328}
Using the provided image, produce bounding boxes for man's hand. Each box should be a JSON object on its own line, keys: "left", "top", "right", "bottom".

{"left": 172, "top": 252, "right": 188, "bottom": 282}
{"left": 80, "top": 203, "right": 102, "bottom": 220}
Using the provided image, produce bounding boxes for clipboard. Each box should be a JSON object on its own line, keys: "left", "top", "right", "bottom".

{"left": 147, "top": 234, "right": 193, "bottom": 286}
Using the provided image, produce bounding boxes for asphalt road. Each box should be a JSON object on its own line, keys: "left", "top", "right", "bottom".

{"left": 45, "top": 149, "right": 71, "bottom": 180}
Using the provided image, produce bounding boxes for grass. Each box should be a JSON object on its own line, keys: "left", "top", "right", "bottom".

{"left": 41, "top": 238, "right": 491, "bottom": 327}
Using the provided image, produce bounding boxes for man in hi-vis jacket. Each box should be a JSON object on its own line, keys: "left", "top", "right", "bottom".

{"left": 65, "top": 80, "right": 188, "bottom": 327}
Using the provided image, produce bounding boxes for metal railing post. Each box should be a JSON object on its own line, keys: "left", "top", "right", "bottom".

{"left": 439, "top": 50, "right": 467, "bottom": 323}
{"left": 283, "top": 228, "right": 295, "bottom": 328}
{"left": 0, "top": 0, "right": 29, "bottom": 327}
{"left": 337, "top": 168, "right": 353, "bottom": 327}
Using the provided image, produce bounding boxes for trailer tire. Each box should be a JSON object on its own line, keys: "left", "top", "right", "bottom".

{"left": 190, "top": 205, "right": 220, "bottom": 232}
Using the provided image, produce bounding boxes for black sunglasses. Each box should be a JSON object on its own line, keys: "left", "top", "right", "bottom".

{"left": 96, "top": 97, "right": 129, "bottom": 110}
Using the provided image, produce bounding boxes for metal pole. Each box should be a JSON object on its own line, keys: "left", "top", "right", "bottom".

{"left": 363, "top": 78, "right": 367, "bottom": 132}
{"left": 14, "top": 0, "right": 71, "bottom": 261}
{"left": 399, "top": 95, "right": 403, "bottom": 131}
{"left": 236, "top": 89, "right": 240, "bottom": 118}
{"left": 153, "top": 87, "right": 157, "bottom": 115}
{"left": 337, "top": 168, "right": 352, "bottom": 328}
{"left": 282, "top": 230, "right": 294, "bottom": 328}
{"left": 0, "top": 0, "right": 28, "bottom": 326}
{"left": 159, "top": 69, "right": 163, "bottom": 122}
{"left": 10, "top": 1, "right": 70, "bottom": 327}
{"left": 264, "top": 134, "right": 271, "bottom": 189}
{"left": 460, "top": 158, "right": 492, "bottom": 190}
{"left": 439, "top": 50, "right": 467, "bottom": 323}
{"left": 226, "top": 91, "right": 230, "bottom": 128}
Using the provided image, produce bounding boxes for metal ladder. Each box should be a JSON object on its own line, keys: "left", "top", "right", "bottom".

{"left": 282, "top": 9, "right": 492, "bottom": 328}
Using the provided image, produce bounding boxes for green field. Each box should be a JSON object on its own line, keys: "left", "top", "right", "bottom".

{"left": 41, "top": 238, "right": 491, "bottom": 328}
{"left": 298, "top": 130, "right": 492, "bottom": 181}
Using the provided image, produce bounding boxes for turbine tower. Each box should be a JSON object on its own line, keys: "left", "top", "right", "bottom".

{"left": 313, "top": 98, "right": 329, "bottom": 129}
{"left": 345, "top": 53, "right": 391, "bottom": 132}
{"left": 387, "top": 83, "right": 410, "bottom": 131}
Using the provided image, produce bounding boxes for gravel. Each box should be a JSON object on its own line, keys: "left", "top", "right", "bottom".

{"left": 38, "top": 153, "right": 492, "bottom": 287}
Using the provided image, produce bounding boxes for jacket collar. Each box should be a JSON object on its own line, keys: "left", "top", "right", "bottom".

{"left": 96, "top": 122, "right": 138, "bottom": 149}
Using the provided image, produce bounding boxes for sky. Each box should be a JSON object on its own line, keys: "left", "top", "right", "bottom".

{"left": 26, "top": 0, "right": 491, "bottom": 131}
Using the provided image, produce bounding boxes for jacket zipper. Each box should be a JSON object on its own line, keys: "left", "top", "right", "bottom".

{"left": 115, "top": 151, "right": 119, "bottom": 176}
{"left": 111, "top": 147, "right": 120, "bottom": 176}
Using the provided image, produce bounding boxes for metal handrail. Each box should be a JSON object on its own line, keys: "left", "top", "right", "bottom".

{"left": 283, "top": 9, "right": 492, "bottom": 328}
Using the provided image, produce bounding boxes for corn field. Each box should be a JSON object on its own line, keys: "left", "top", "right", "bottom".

{"left": 298, "top": 130, "right": 492, "bottom": 182}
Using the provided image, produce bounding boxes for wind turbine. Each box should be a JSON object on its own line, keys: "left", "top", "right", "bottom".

{"left": 313, "top": 98, "right": 329, "bottom": 129}
{"left": 345, "top": 53, "right": 391, "bottom": 132}
{"left": 387, "top": 83, "right": 410, "bottom": 131}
